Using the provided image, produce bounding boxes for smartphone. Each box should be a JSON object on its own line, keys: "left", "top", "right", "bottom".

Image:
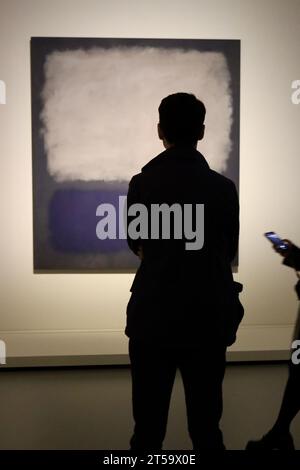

{"left": 264, "top": 232, "right": 289, "bottom": 250}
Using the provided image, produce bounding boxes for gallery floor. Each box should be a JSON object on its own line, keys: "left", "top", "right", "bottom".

{"left": 0, "top": 362, "right": 299, "bottom": 450}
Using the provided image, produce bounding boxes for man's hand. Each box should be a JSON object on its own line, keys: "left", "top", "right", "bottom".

{"left": 273, "top": 239, "right": 293, "bottom": 257}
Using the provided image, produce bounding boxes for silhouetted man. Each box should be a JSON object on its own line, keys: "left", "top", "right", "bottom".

{"left": 125, "top": 93, "right": 241, "bottom": 451}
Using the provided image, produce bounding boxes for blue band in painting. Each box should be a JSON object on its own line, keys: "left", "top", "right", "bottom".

{"left": 49, "top": 189, "right": 128, "bottom": 253}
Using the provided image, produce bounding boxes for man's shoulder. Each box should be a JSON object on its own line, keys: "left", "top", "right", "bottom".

{"left": 140, "top": 148, "right": 169, "bottom": 172}
{"left": 128, "top": 149, "right": 167, "bottom": 186}
{"left": 129, "top": 149, "right": 237, "bottom": 195}
{"left": 208, "top": 169, "right": 237, "bottom": 192}
{"left": 128, "top": 172, "right": 142, "bottom": 187}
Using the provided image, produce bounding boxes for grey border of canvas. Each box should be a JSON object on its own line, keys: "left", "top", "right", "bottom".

{"left": 31, "top": 37, "right": 240, "bottom": 273}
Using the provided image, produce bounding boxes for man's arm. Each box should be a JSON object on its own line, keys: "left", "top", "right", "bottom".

{"left": 223, "top": 180, "right": 240, "bottom": 263}
{"left": 283, "top": 244, "right": 300, "bottom": 271}
{"left": 126, "top": 174, "right": 142, "bottom": 257}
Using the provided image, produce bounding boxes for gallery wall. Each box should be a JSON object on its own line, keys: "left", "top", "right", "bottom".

{"left": 0, "top": 0, "right": 300, "bottom": 363}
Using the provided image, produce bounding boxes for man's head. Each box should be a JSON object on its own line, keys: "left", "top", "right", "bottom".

{"left": 158, "top": 92, "right": 206, "bottom": 148}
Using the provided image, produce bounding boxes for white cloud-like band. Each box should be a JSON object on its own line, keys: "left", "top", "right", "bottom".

{"left": 41, "top": 46, "right": 232, "bottom": 182}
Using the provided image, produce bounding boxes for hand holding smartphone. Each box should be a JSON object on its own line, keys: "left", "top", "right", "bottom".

{"left": 264, "top": 232, "right": 290, "bottom": 251}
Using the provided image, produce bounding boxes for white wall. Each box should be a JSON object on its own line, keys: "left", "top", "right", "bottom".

{"left": 0, "top": 0, "right": 300, "bottom": 360}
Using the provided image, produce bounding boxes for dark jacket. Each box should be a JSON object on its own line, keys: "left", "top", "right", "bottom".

{"left": 284, "top": 245, "right": 300, "bottom": 272}
{"left": 283, "top": 245, "right": 300, "bottom": 301}
{"left": 125, "top": 145, "right": 241, "bottom": 346}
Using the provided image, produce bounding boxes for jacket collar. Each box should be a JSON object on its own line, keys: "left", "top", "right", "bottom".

{"left": 141, "top": 145, "right": 210, "bottom": 173}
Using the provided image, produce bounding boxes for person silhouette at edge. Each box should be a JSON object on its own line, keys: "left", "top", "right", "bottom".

{"left": 125, "top": 93, "right": 242, "bottom": 451}
{"left": 246, "top": 241, "right": 300, "bottom": 450}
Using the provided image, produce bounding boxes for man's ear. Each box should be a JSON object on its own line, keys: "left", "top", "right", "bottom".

{"left": 157, "top": 123, "right": 164, "bottom": 140}
{"left": 198, "top": 124, "right": 205, "bottom": 141}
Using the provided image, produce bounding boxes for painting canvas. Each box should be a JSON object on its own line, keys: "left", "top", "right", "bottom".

{"left": 31, "top": 37, "right": 240, "bottom": 272}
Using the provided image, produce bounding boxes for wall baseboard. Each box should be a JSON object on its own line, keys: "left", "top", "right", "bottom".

{"left": 0, "top": 324, "right": 294, "bottom": 367}
{"left": 0, "top": 349, "right": 291, "bottom": 369}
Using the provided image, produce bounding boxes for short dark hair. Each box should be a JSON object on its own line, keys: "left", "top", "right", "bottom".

{"left": 158, "top": 92, "right": 206, "bottom": 146}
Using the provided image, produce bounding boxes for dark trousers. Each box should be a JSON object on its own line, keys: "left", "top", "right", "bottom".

{"left": 128, "top": 337, "right": 227, "bottom": 451}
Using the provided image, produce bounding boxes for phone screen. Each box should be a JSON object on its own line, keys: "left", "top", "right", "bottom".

{"left": 264, "top": 232, "right": 288, "bottom": 250}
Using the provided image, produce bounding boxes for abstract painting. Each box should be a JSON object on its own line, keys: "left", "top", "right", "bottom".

{"left": 31, "top": 37, "right": 240, "bottom": 271}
